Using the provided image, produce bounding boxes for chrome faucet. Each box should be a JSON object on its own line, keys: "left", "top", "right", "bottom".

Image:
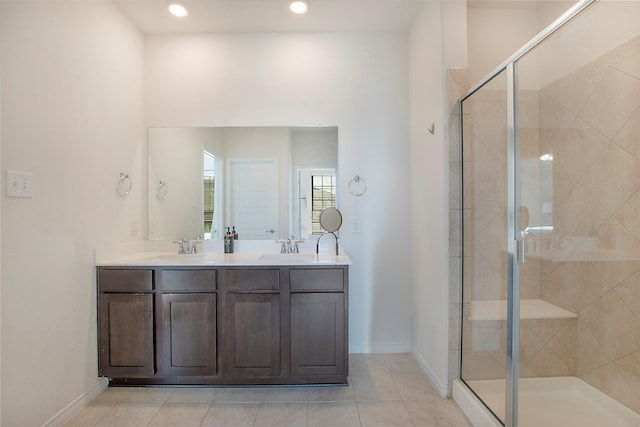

{"left": 173, "top": 239, "right": 188, "bottom": 254}
{"left": 186, "top": 236, "right": 203, "bottom": 254}
{"left": 174, "top": 236, "right": 203, "bottom": 254}
{"left": 276, "top": 238, "right": 288, "bottom": 253}
{"left": 285, "top": 237, "right": 294, "bottom": 253}
{"left": 548, "top": 234, "right": 570, "bottom": 250}
{"left": 276, "top": 236, "right": 304, "bottom": 254}
{"left": 293, "top": 238, "right": 304, "bottom": 253}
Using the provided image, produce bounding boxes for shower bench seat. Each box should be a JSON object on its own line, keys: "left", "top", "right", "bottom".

{"left": 467, "top": 298, "right": 577, "bottom": 321}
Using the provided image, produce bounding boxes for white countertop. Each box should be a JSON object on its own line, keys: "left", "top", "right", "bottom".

{"left": 95, "top": 240, "right": 351, "bottom": 267}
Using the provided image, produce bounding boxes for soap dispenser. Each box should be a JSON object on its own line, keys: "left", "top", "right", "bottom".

{"left": 224, "top": 227, "right": 234, "bottom": 254}
{"left": 232, "top": 225, "right": 238, "bottom": 240}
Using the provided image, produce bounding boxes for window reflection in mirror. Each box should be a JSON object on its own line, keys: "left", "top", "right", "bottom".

{"left": 203, "top": 151, "right": 221, "bottom": 239}
{"left": 312, "top": 173, "right": 337, "bottom": 235}
{"left": 296, "top": 169, "right": 337, "bottom": 237}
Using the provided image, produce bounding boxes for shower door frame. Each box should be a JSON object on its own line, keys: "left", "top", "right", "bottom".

{"left": 458, "top": 1, "right": 598, "bottom": 426}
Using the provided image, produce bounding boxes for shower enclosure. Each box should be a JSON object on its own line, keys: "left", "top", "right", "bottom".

{"left": 455, "top": 1, "right": 640, "bottom": 425}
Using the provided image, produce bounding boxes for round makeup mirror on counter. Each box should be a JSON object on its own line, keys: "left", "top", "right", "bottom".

{"left": 319, "top": 207, "right": 343, "bottom": 233}
{"left": 316, "top": 207, "right": 343, "bottom": 256}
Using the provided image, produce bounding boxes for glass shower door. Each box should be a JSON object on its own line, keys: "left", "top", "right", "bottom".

{"left": 460, "top": 69, "right": 513, "bottom": 425}
{"left": 514, "top": 1, "right": 640, "bottom": 424}
{"left": 459, "top": 2, "right": 640, "bottom": 425}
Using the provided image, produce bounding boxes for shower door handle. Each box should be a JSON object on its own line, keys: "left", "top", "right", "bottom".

{"left": 517, "top": 238, "right": 527, "bottom": 264}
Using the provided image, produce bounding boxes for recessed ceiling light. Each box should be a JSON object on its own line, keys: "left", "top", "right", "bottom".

{"left": 289, "top": 0, "right": 308, "bottom": 14}
{"left": 168, "top": 2, "right": 189, "bottom": 17}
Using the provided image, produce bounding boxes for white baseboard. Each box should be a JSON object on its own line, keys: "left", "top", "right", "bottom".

{"left": 41, "top": 377, "right": 109, "bottom": 427}
{"left": 349, "top": 343, "right": 412, "bottom": 354}
{"left": 411, "top": 347, "right": 448, "bottom": 398}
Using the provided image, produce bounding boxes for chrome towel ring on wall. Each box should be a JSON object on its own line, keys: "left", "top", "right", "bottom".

{"left": 348, "top": 175, "right": 367, "bottom": 197}
{"left": 157, "top": 181, "right": 168, "bottom": 200}
{"left": 116, "top": 173, "right": 132, "bottom": 197}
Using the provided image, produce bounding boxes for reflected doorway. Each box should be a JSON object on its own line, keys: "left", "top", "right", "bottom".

{"left": 227, "top": 159, "right": 279, "bottom": 240}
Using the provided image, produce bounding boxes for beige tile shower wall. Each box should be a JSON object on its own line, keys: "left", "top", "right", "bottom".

{"left": 457, "top": 79, "right": 579, "bottom": 381}
{"left": 539, "top": 35, "right": 640, "bottom": 414}
{"left": 460, "top": 88, "right": 546, "bottom": 302}
{"left": 463, "top": 87, "right": 509, "bottom": 303}
{"left": 459, "top": 86, "right": 512, "bottom": 382}
{"left": 460, "top": 317, "right": 576, "bottom": 381}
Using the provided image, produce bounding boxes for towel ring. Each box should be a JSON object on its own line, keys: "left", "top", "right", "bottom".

{"left": 116, "top": 173, "right": 132, "bottom": 197}
{"left": 157, "top": 181, "right": 168, "bottom": 200}
{"left": 348, "top": 175, "right": 367, "bottom": 197}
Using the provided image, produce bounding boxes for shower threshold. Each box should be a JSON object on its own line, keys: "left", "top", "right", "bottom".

{"left": 453, "top": 377, "right": 640, "bottom": 427}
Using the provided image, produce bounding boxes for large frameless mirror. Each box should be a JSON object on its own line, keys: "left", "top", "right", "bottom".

{"left": 148, "top": 126, "right": 338, "bottom": 241}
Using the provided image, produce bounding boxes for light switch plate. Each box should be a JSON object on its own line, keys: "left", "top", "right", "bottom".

{"left": 5, "top": 170, "right": 33, "bottom": 198}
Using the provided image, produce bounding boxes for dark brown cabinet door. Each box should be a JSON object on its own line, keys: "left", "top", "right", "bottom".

{"left": 224, "top": 292, "right": 280, "bottom": 377}
{"left": 161, "top": 293, "right": 217, "bottom": 376}
{"left": 290, "top": 292, "right": 346, "bottom": 376}
{"left": 99, "top": 293, "right": 154, "bottom": 377}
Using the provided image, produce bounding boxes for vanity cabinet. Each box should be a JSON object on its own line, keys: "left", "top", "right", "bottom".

{"left": 98, "top": 269, "right": 155, "bottom": 378}
{"left": 290, "top": 268, "right": 347, "bottom": 376}
{"left": 223, "top": 269, "right": 281, "bottom": 378}
{"left": 160, "top": 269, "right": 217, "bottom": 377}
{"left": 97, "top": 263, "right": 348, "bottom": 385}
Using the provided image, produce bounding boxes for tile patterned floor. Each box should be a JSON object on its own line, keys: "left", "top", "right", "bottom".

{"left": 63, "top": 354, "right": 472, "bottom": 427}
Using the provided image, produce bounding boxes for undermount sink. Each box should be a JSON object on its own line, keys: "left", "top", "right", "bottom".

{"left": 259, "top": 253, "right": 318, "bottom": 262}
{"left": 151, "top": 253, "right": 207, "bottom": 259}
{"left": 221, "top": 252, "right": 261, "bottom": 262}
{"left": 138, "top": 252, "right": 327, "bottom": 264}
{"left": 147, "top": 253, "right": 220, "bottom": 263}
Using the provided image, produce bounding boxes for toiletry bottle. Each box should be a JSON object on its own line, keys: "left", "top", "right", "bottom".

{"left": 232, "top": 226, "right": 238, "bottom": 240}
{"left": 224, "top": 227, "right": 234, "bottom": 254}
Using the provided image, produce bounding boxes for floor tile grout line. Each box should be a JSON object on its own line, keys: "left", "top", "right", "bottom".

{"left": 65, "top": 354, "right": 472, "bottom": 427}
{"left": 88, "top": 400, "right": 118, "bottom": 427}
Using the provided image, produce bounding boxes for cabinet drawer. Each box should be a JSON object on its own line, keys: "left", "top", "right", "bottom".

{"left": 290, "top": 268, "right": 344, "bottom": 291}
{"left": 163, "top": 269, "right": 217, "bottom": 292}
{"left": 99, "top": 269, "right": 153, "bottom": 292}
{"left": 225, "top": 269, "right": 280, "bottom": 291}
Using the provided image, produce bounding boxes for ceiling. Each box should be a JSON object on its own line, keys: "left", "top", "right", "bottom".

{"left": 113, "top": 0, "right": 428, "bottom": 34}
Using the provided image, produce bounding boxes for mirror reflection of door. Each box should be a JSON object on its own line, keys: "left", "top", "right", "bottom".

{"left": 296, "top": 169, "right": 336, "bottom": 239}
{"left": 203, "top": 150, "right": 222, "bottom": 240}
{"left": 227, "top": 159, "right": 278, "bottom": 240}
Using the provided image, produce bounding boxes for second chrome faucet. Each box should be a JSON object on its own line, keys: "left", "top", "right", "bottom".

{"left": 277, "top": 236, "right": 304, "bottom": 254}
{"left": 174, "top": 236, "right": 202, "bottom": 254}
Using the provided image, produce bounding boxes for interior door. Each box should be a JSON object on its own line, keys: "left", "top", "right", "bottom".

{"left": 227, "top": 159, "right": 278, "bottom": 239}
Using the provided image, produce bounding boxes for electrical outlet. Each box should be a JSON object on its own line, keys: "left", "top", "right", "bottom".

{"left": 353, "top": 218, "right": 361, "bottom": 233}
{"left": 131, "top": 220, "right": 138, "bottom": 236}
{"left": 5, "top": 170, "right": 33, "bottom": 198}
